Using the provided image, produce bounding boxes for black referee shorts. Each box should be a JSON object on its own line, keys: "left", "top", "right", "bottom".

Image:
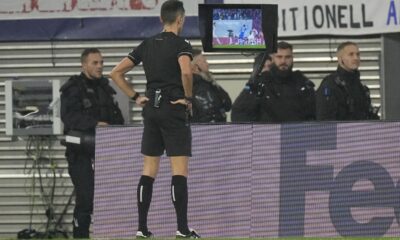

{"left": 141, "top": 101, "right": 191, "bottom": 157}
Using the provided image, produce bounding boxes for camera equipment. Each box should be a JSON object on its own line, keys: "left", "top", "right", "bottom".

{"left": 246, "top": 52, "right": 270, "bottom": 98}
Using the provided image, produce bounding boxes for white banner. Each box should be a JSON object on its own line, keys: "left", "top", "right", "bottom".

{"left": 224, "top": 0, "right": 400, "bottom": 36}
{"left": 0, "top": 0, "right": 203, "bottom": 19}
{"left": 1, "top": 0, "right": 400, "bottom": 36}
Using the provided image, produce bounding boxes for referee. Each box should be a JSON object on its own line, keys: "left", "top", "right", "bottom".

{"left": 110, "top": 0, "right": 200, "bottom": 238}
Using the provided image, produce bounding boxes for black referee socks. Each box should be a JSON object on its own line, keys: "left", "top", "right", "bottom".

{"left": 137, "top": 175, "right": 154, "bottom": 233}
{"left": 171, "top": 175, "right": 190, "bottom": 234}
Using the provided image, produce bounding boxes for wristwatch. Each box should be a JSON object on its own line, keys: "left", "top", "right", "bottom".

{"left": 184, "top": 96, "right": 193, "bottom": 104}
{"left": 131, "top": 92, "right": 140, "bottom": 101}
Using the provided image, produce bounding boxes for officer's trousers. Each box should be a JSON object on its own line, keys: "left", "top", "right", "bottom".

{"left": 67, "top": 152, "right": 94, "bottom": 238}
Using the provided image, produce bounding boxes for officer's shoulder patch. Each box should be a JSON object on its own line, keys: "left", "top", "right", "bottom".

{"left": 323, "top": 86, "right": 331, "bottom": 96}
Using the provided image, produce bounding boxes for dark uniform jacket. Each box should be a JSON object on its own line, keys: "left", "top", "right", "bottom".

{"left": 192, "top": 74, "right": 232, "bottom": 123}
{"left": 60, "top": 73, "right": 124, "bottom": 156}
{"left": 231, "top": 82, "right": 261, "bottom": 122}
{"left": 316, "top": 66, "right": 378, "bottom": 121}
{"left": 257, "top": 67, "right": 316, "bottom": 122}
{"left": 232, "top": 66, "right": 315, "bottom": 123}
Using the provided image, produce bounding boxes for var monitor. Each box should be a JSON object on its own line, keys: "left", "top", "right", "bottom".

{"left": 198, "top": 4, "right": 278, "bottom": 53}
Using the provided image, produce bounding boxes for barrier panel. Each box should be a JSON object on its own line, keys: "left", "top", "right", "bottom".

{"left": 93, "top": 122, "right": 400, "bottom": 238}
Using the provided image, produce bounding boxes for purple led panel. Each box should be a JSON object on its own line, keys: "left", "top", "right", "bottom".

{"left": 94, "top": 123, "right": 400, "bottom": 238}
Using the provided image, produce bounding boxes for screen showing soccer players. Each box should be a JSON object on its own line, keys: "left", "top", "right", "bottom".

{"left": 212, "top": 8, "right": 265, "bottom": 49}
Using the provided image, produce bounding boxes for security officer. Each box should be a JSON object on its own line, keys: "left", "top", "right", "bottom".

{"left": 60, "top": 48, "right": 124, "bottom": 238}
{"left": 231, "top": 52, "right": 272, "bottom": 122}
{"left": 191, "top": 49, "right": 231, "bottom": 123}
{"left": 110, "top": 0, "right": 200, "bottom": 238}
{"left": 239, "top": 41, "right": 315, "bottom": 123}
{"left": 316, "top": 41, "right": 379, "bottom": 120}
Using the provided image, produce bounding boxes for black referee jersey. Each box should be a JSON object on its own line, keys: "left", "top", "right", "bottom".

{"left": 128, "top": 31, "right": 193, "bottom": 91}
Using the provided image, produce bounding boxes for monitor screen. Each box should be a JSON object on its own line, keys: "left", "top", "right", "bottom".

{"left": 199, "top": 4, "right": 278, "bottom": 53}
{"left": 212, "top": 8, "right": 265, "bottom": 50}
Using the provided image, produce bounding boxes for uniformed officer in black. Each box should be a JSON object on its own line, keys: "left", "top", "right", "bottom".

{"left": 60, "top": 48, "right": 124, "bottom": 238}
{"left": 110, "top": 0, "right": 200, "bottom": 238}
{"left": 316, "top": 41, "right": 379, "bottom": 120}
{"left": 233, "top": 41, "right": 315, "bottom": 123}
{"left": 231, "top": 52, "right": 272, "bottom": 122}
{"left": 191, "top": 49, "right": 231, "bottom": 123}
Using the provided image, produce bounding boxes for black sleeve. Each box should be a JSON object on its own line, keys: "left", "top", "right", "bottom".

{"left": 293, "top": 71, "right": 316, "bottom": 120}
{"left": 177, "top": 38, "right": 193, "bottom": 60}
{"left": 191, "top": 78, "right": 210, "bottom": 122}
{"left": 316, "top": 78, "right": 338, "bottom": 121}
{"left": 231, "top": 87, "right": 260, "bottom": 122}
{"left": 305, "top": 87, "right": 316, "bottom": 120}
{"left": 215, "top": 84, "right": 232, "bottom": 112}
{"left": 99, "top": 83, "right": 125, "bottom": 125}
{"left": 60, "top": 84, "right": 97, "bottom": 132}
{"left": 302, "top": 76, "right": 316, "bottom": 121}
{"left": 191, "top": 101, "right": 207, "bottom": 123}
{"left": 128, "top": 41, "right": 144, "bottom": 65}
{"left": 363, "top": 85, "right": 380, "bottom": 120}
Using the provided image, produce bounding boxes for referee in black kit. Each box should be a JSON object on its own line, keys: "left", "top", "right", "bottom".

{"left": 110, "top": 0, "right": 200, "bottom": 238}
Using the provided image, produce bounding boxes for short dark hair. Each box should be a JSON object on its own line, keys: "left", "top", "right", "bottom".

{"left": 277, "top": 41, "right": 293, "bottom": 51}
{"left": 81, "top": 48, "right": 101, "bottom": 63}
{"left": 336, "top": 41, "right": 358, "bottom": 53}
{"left": 160, "top": 0, "right": 185, "bottom": 25}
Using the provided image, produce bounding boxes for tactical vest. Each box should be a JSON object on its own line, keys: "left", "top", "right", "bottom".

{"left": 257, "top": 71, "right": 316, "bottom": 122}
{"left": 61, "top": 75, "right": 124, "bottom": 133}
{"left": 331, "top": 72, "right": 378, "bottom": 120}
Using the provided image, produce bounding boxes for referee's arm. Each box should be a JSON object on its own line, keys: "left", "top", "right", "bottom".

{"left": 178, "top": 55, "right": 193, "bottom": 99}
{"left": 110, "top": 57, "right": 136, "bottom": 97}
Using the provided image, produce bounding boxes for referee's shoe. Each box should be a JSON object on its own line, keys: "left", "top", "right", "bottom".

{"left": 136, "top": 230, "right": 153, "bottom": 239}
{"left": 176, "top": 228, "right": 200, "bottom": 238}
